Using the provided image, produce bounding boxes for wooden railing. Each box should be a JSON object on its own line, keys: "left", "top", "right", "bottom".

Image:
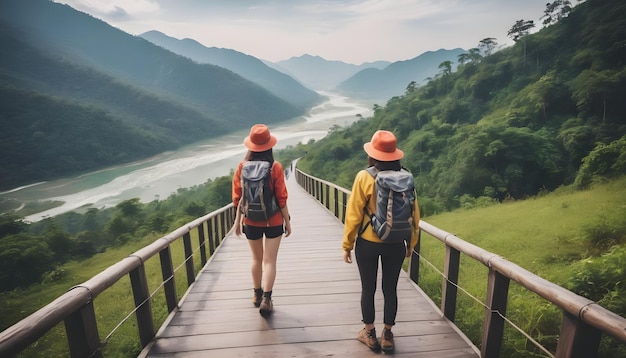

{"left": 0, "top": 204, "right": 236, "bottom": 358}
{"left": 295, "top": 168, "right": 626, "bottom": 358}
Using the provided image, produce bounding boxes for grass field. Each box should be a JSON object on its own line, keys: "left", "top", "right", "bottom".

{"left": 413, "top": 176, "right": 626, "bottom": 357}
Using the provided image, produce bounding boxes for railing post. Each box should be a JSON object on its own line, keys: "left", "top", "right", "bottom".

{"left": 129, "top": 262, "right": 155, "bottom": 347}
{"left": 182, "top": 233, "right": 195, "bottom": 286}
{"left": 198, "top": 222, "right": 207, "bottom": 266}
{"left": 481, "top": 269, "right": 510, "bottom": 358}
{"left": 64, "top": 300, "right": 101, "bottom": 358}
{"left": 316, "top": 180, "right": 320, "bottom": 201}
{"left": 341, "top": 192, "right": 347, "bottom": 223}
{"left": 555, "top": 311, "right": 601, "bottom": 358}
{"left": 409, "top": 230, "right": 422, "bottom": 284}
{"left": 159, "top": 247, "right": 178, "bottom": 312}
{"left": 325, "top": 184, "right": 330, "bottom": 210}
{"left": 207, "top": 219, "right": 215, "bottom": 255}
{"left": 441, "top": 245, "right": 460, "bottom": 322}
{"left": 333, "top": 188, "right": 339, "bottom": 218}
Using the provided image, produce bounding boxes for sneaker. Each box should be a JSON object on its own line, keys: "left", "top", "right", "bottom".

{"left": 357, "top": 328, "right": 381, "bottom": 352}
{"left": 252, "top": 289, "right": 263, "bottom": 308}
{"left": 380, "top": 327, "right": 394, "bottom": 352}
{"left": 259, "top": 296, "right": 273, "bottom": 316}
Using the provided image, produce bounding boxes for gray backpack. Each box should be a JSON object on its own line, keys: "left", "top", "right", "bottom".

{"left": 361, "top": 167, "right": 416, "bottom": 242}
{"left": 240, "top": 161, "right": 279, "bottom": 221}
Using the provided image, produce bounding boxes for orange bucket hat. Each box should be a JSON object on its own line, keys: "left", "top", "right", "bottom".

{"left": 363, "top": 130, "right": 404, "bottom": 161}
{"left": 244, "top": 124, "right": 277, "bottom": 152}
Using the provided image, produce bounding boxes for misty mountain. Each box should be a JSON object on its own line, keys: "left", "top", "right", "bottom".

{"left": 336, "top": 48, "right": 466, "bottom": 101}
{"left": 270, "top": 55, "right": 390, "bottom": 91}
{"left": 0, "top": 0, "right": 304, "bottom": 189}
{"left": 139, "top": 30, "right": 322, "bottom": 109}
{"left": 0, "top": 0, "right": 301, "bottom": 124}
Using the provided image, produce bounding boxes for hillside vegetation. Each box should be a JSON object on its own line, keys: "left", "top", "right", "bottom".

{"left": 0, "top": 0, "right": 304, "bottom": 190}
{"left": 285, "top": 0, "right": 625, "bottom": 214}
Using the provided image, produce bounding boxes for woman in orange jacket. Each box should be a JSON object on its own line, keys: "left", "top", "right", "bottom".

{"left": 232, "top": 124, "right": 292, "bottom": 317}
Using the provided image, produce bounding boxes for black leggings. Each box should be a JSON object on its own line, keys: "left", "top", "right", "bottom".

{"left": 355, "top": 237, "right": 406, "bottom": 326}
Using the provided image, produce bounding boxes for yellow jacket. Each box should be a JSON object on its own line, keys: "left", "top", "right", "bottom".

{"left": 342, "top": 169, "right": 420, "bottom": 252}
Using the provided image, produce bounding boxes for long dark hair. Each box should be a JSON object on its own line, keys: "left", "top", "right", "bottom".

{"left": 246, "top": 149, "right": 274, "bottom": 164}
{"left": 368, "top": 157, "right": 401, "bottom": 171}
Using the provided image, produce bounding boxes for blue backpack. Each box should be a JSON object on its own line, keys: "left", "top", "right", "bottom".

{"left": 361, "top": 167, "right": 416, "bottom": 242}
{"left": 240, "top": 161, "right": 279, "bottom": 221}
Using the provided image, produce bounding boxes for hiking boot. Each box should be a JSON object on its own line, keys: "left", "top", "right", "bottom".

{"left": 259, "top": 296, "right": 273, "bottom": 316}
{"left": 380, "top": 327, "right": 394, "bottom": 352}
{"left": 252, "top": 288, "right": 263, "bottom": 308}
{"left": 357, "top": 327, "right": 381, "bottom": 352}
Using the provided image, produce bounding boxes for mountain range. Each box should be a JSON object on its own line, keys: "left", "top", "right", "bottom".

{"left": 271, "top": 55, "right": 390, "bottom": 91}
{"left": 139, "top": 30, "right": 321, "bottom": 109}
{"left": 0, "top": 0, "right": 468, "bottom": 190}
{"left": 335, "top": 48, "right": 466, "bottom": 100}
{"left": 139, "top": 32, "right": 464, "bottom": 102}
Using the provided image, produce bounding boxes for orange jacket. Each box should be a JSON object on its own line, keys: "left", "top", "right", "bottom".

{"left": 232, "top": 161, "right": 288, "bottom": 227}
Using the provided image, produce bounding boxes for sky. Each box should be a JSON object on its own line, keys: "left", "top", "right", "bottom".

{"left": 54, "top": 0, "right": 552, "bottom": 65}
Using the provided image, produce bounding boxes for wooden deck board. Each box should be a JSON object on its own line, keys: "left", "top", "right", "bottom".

{"left": 141, "top": 173, "right": 479, "bottom": 357}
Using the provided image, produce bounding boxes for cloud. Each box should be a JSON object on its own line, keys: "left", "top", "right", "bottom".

{"left": 54, "top": 0, "right": 550, "bottom": 64}
{"left": 57, "top": 0, "right": 160, "bottom": 20}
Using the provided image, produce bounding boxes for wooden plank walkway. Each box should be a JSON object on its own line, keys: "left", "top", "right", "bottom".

{"left": 140, "top": 172, "right": 480, "bottom": 357}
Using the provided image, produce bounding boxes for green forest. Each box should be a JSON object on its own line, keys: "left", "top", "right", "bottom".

{"left": 0, "top": 0, "right": 625, "bottom": 356}
{"left": 285, "top": 0, "right": 625, "bottom": 213}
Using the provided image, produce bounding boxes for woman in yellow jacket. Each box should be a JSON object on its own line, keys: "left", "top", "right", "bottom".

{"left": 342, "top": 130, "right": 420, "bottom": 352}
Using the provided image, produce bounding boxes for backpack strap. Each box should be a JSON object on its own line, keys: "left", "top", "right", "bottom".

{"left": 358, "top": 167, "right": 378, "bottom": 236}
{"left": 239, "top": 162, "right": 248, "bottom": 215}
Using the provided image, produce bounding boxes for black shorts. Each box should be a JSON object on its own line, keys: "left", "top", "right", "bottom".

{"left": 243, "top": 225, "right": 284, "bottom": 240}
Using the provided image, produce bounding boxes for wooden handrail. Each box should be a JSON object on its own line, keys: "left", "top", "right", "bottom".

{"left": 295, "top": 167, "right": 626, "bottom": 358}
{"left": 0, "top": 203, "right": 235, "bottom": 357}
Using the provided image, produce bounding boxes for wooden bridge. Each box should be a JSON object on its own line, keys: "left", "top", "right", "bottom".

{"left": 0, "top": 166, "right": 625, "bottom": 357}
{"left": 139, "top": 170, "right": 479, "bottom": 357}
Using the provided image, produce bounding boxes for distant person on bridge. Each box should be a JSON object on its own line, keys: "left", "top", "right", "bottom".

{"left": 232, "top": 124, "right": 292, "bottom": 317}
{"left": 342, "top": 130, "right": 420, "bottom": 352}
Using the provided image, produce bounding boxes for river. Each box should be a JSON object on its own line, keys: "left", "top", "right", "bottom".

{"left": 0, "top": 92, "right": 372, "bottom": 222}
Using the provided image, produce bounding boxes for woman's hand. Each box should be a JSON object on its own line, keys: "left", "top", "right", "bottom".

{"left": 283, "top": 220, "right": 292, "bottom": 237}
{"left": 232, "top": 205, "right": 243, "bottom": 236}
{"left": 343, "top": 250, "right": 353, "bottom": 264}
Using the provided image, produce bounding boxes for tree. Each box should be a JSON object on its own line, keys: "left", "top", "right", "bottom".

{"left": 507, "top": 20, "right": 535, "bottom": 66}
{"left": 570, "top": 69, "right": 618, "bottom": 120}
{"left": 468, "top": 48, "right": 482, "bottom": 63}
{"left": 478, "top": 37, "right": 498, "bottom": 56}
{"left": 43, "top": 222, "right": 73, "bottom": 262}
{"left": 541, "top": 0, "right": 572, "bottom": 26}
{"left": 405, "top": 81, "right": 418, "bottom": 94}
{"left": 0, "top": 214, "right": 26, "bottom": 236}
{"left": 438, "top": 61, "right": 453, "bottom": 76}
{"left": 507, "top": 20, "right": 536, "bottom": 42}
{"left": 116, "top": 198, "right": 141, "bottom": 217}
{"left": 574, "top": 136, "right": 626, "bottom": 188}
{"left": 0, "top": 234, "right": 54, "bottom": 291}
{"left": 457, "top": 53, "right": 472, "bottom": 66}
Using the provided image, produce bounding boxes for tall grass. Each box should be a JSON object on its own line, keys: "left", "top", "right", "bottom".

{"left": 414, "top": 177, "right": 626, "bottom": 357}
